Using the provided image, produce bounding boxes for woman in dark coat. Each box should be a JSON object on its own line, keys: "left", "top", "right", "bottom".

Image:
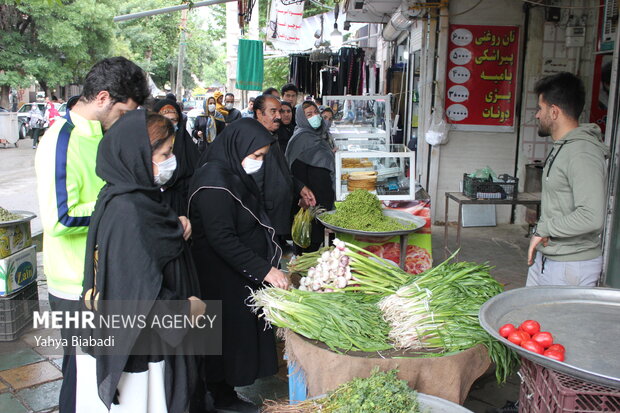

{"left": 285, "top": 101, "right": 336, "bottom": 252}
{"left": 79, "top": 111, "right": 203, "bottom": 413}
{"left": 153, "top": 98, "right": 200, "bottom": 216}
{"left": 188, "top": 118, "right": 289, "bottom": 412}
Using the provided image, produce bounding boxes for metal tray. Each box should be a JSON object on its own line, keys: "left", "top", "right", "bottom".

{"left": 317, "top": 209, "right": 425, "bottom": 237}
{"left": 0, "top": 210, "right": 36, "bottom": 228}
{"left": 479, "top": 286, "right": 620, "bottom": 388}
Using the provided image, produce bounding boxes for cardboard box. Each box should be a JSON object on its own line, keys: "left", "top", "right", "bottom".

{"left": 0, "top": 245, "right": 37, "bottom": 296}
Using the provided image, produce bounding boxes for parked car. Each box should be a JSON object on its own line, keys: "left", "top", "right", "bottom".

{"left": 0, "top": 107, "right": 8, "bottom": 113}
{"left": 57, "top": 102, "right": 67, "bottom": 117}
{"left": 17, "top": 103, "right": 46, "bottom": 140}
{"left": 185, "top": 108, "right": 204, "bottom": 136}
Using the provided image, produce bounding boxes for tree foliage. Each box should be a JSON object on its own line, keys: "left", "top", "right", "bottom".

{"left": 0, "top": 0, "right": 116, "bottom": 103}
{"left": 263, "top": 57, "right": 289, "bottom": 91}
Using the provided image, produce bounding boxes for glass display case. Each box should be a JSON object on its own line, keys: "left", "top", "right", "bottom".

{"left": 335, "top": 144, "right": 415, "bottom": 201}
{"left": 322, "top": 95, "right": 392, "bottom": 145}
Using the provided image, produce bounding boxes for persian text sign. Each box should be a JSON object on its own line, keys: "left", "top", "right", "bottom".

{"left": 445, "top": 25, "right": 520, "bottom": 131}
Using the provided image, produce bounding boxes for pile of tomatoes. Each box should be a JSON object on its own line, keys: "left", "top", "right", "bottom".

{"left": 499, "top": 320, "right": 566, "bottom": 362}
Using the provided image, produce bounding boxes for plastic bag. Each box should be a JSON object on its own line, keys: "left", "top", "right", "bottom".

{"left": 292, "top": 208, "right": 312, "bottom": 248}
{"left": 470, "top": 166, "right": 497, "bottom": 180}
{"left": 291, "top": 206, "right": 325, "bottom": 248}
{"left": 424, "top": 109, "right": 450, "bottom": 146}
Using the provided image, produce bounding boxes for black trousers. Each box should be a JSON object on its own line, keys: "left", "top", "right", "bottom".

{"left": 48, "top": 294, "right": 80, "bottom": 413}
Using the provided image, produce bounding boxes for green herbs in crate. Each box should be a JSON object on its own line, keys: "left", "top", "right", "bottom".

{"left": 321, "top": 190, "right": 414, "bottom": 232}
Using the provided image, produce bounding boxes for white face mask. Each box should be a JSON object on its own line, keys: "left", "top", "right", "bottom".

{"left": 153, "top": 155, "right": 177, "bottom": 186}
{"left": 208, "top": 104, "right": 216, "bottom": 112}
{"left": 242, "top": 157, "right": 263, "bottom": 175}
{"left": 308, "top": 114, "right": 322, "bottom": 129}
{"left": 225, "top": 102, "right": 234, "bottom": 110}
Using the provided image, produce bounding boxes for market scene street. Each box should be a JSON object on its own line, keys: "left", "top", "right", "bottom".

{"left": 1, "top": 0, "right": 619, "bottom": 413}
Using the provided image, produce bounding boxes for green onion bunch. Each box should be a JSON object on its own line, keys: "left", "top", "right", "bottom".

{"left": 378, "top": 258, "right": 519, "bottom": 382}
{"left": 248, "top": 287, "right": 392, "bottom": 353}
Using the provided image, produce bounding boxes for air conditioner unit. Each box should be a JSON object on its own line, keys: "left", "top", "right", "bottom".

{"left": 602, "top": 0, "right": 618, "bottom": 51}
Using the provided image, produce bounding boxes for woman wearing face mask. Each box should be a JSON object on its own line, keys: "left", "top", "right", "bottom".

{"left": 277, "top": 100, "right": 295, "bottom": 154}
{"left": 192, "top": 96, "right": 225, "bottom": 152}
{"left": 153, "top": 99, "right": 200, "bottom": 216}
{"left": 285, "top": 101, "right": 336, "bottom": 252}
{"left": 213, "top": 90, "right": 228, "bottom": 118}
{"left": 188, "top": 118, "right": 289, "bottom": 413}
{"left": 320, "top": 106, "right": 336, "bottom": 151}
{"left": 78, "top": 111, "right": 204, "bottom": 413}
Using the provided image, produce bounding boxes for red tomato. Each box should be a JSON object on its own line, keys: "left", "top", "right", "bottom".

{"left": 499, "top": 323, "right": 517, "bottom": 338}
{"left": 547, "top": 344, "right": 566, "bottom": 354}
{"left": 544, "top": 349, "right": 565, "bottom": 362}
{"left": 519, "top": 320, "right": 541, "bottom": 336}
{"left": 532, "top": 332, "right": 554, "bottom": 349}
{"left": 521, "top": 340, "right": 545, "bottom": 354}
{"left": 507, "top": 330, "right": 530, "bottom": 345}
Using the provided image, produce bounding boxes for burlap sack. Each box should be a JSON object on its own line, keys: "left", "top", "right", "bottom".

{"left": 284, "top": 330, "right": 491, "bottom": 404}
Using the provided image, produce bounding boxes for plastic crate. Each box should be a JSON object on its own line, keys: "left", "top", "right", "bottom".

{"left": 463, "top": 173, "right": 519, "bottom": 200}
{"left": 0, "top": 280, "right": 39, "bottom": 341}
{"left": 519, "top": 358, "right": 620, "bottom": 412}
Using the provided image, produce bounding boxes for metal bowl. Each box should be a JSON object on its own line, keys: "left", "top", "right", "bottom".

{"left": 0, "top": 210, "right": 36, "bottom": 228}
{"left": 317, "top": 209, "right": 425, "bottom": 237}
{"left": 479, "top": 286, "right": 620, "bottom": 388}
{"left": 307, "top": 392, "right": 472, "bottom": 412}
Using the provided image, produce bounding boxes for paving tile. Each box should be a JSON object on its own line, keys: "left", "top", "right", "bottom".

{"left": 50, "top": 358, "right": 62, "bottom": 371}
{"left": 0, "top": 361, "right": 62, "bottom": 390}
{"left": 0, "top": 392, "right": 28, "bottom": 413}
{"left": 0, "top": 348, "right": 45, "bottom": 371}
{"left": 18, "top": 379, "right": 61, "bottom": 412}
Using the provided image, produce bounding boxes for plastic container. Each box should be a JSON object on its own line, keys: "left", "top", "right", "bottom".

{"left": 0, "top": 210, "right": 36, "bottom": 259}
{"left": 0, "top": 245, "right": 37, "bottom": 296}
{"left": 519, "top": 358, "right": 620, "bottom": 412}
{"left": 0, "top": 280, "right": 39, "bottom": 341}
{"left": 463, "top": 173, "right": 519, "bottom": 200}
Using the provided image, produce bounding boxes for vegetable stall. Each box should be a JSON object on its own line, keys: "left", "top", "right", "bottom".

{"left": 251, "top": 196, "right": 520, "bottom": 405}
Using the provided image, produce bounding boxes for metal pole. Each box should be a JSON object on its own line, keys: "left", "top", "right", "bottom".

{"left": 175, "top": 8, "right": 188, "bottom": 99}
{"left": 113, "top": 0, "right": 233, "bottom": 22}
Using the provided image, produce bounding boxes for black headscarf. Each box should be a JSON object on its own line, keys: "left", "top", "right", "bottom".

{"left": 83, "top": 109, "right": 186, "bottom": 409}
{"left": 189, "top": 118, "right": 281, "bottom": 266}
{"left": 153, "top": 99, "right": 199, "bottom": 187}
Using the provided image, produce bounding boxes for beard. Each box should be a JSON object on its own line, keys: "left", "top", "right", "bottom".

{"left": 537, "top": 119, "right": 551, "bottom": 137}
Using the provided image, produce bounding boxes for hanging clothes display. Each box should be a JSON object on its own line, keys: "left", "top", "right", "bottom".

{"left": 289, "top": 47, "right": 366, "bottom": 98}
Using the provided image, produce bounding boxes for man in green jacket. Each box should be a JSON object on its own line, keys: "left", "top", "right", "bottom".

{"left": 527, "top": 72, "right": 610, "bottom": 286}
{"left": 35, "top": 57, "right": 150, "bottom": 413}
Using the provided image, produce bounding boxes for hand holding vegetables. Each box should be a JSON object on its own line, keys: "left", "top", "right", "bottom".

{"left": 264, "top": 267, "right": 290, "bottom": 289}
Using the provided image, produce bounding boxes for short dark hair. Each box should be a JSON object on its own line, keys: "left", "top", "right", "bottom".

{"left": 165, "top": 93, "right": 177, "bottom": 101}
{"left": 281, "top": 83, "right": 298, "bottom": 96}
{"left": 81, "top": 57, "right": 150, "bottom": 106}
{"left": 534, "top": 72, "right": 585, "bottom": 120}
{"left": 263, "top": 87, "right": 279, "bottom": 96}
{"left": 67, "top": 95, "right": 80, "bottom": 110}
{"left": 302, "top": 101, "right": 318, "bottom": 111}
{"left": 249, "top": 97, "right": 256, "bottom": 103}
{"left": 225, "top": 93, "right": 235, "bottom": 99}
{"left": 320, "top": 106, "right": 334, "bottom": 115}
{"left": 253, "top": 94, "right": 280, "bottom": 119}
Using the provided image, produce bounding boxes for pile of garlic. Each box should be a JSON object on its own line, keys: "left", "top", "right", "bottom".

{"left": 298, "top": 239, "right": 352, "bottom": 292}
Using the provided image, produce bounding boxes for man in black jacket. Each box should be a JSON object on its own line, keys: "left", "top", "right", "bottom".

{"left": 224, "top": 92, "right": 242, "bottom": 124}
{"left": 253, "top": 94, "right": 315, "bottom": 250}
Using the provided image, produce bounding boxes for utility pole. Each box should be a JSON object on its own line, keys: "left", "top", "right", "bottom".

{"left": 175, "top": 8, "right": 188, "bottom": 99}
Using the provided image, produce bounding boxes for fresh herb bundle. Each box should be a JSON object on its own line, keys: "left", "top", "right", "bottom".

{"left": 262, "top": 369, "right": 420, "bottom": 413}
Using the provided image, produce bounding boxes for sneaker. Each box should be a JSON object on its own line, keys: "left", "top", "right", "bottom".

{"left": 486, "top": 400, "right": 518, "bottom": 413}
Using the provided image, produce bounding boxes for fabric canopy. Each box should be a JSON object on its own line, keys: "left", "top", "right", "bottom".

{"left": 236, "top": 39, "right": 264, "bottom": 91}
